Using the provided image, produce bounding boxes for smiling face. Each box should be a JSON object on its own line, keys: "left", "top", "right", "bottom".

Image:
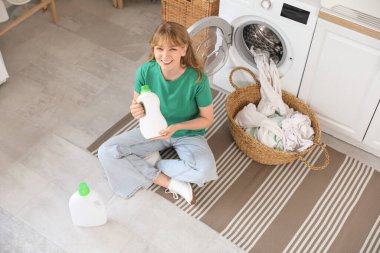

{"left": 148, "top": 22, "right": 202, "bottom": 80}
{"left": 153, "top": 44, "right": 187, "bottom": 74}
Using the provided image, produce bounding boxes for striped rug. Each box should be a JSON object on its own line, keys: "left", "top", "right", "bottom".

{"left": 87, "top": 89, "right": 380, "bottom": 253}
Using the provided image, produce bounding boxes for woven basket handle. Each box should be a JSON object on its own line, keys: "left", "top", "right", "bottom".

{"left": 297, "top": 143, "right": 330, "bottom": 170}
{"left": 229, "top": 66, "right": 260, "bottom": 91}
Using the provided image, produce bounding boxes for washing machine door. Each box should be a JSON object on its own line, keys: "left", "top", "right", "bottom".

{"left": 187, "top": 16, "right": 232, "bottom": 76}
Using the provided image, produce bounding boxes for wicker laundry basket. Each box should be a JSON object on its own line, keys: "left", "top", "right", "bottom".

{"left": 161, "top": 0, "right": 219, "bottom": 29}
{"left": 226, "top": 67, "right": 329, "bottom": 170}
{"left": 161, "top": 0, "right": 220, "bottom": 63}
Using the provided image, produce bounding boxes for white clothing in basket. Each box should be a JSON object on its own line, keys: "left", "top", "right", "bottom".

{"left": 234, "top": 103, "right": 285, "bottom": 150}
{"left": 281, "top": 111, "right": 314, "bottom": 152}
{"left": 251, "top": 49, "right": 289, "bottom": 116}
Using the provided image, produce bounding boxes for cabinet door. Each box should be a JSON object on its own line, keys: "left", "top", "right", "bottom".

{"left": 299, "top": 19, "right": 380, "bottom": 142}
{"left": 363, "top": 104, "right": 380, "bottom": 157}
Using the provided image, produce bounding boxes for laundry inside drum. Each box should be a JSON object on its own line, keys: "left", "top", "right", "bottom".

{"left": 243, "top": 24, "right": 284, "bottom": 65}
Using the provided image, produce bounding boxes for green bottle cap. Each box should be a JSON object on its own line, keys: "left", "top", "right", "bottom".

{"left": 78, "top": 182, "right": 90, "bottom": 196}
{"left": 140, "top": 85, "right": 151, "bottom": 94}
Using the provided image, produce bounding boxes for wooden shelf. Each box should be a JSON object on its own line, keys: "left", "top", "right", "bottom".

{"left": 0, "top": 0, "right": 59, "bottom": 36}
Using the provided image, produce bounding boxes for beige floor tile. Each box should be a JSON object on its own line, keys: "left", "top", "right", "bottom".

{"left": 34, "top": 57, "right": 109, "bottom": 107}
{"left": 0, "top": 73, "right": 78, "bottom": 131}
{"left": 119, "top": 235, "right": 167, "bottom": 253}
{"left": 107, "top": 3, "right": 161, "bottom": 32}
{"left": 53, "top": 84, "right": 134, "bottom": 149}
{"left": 0, "top": 162, "right": 49, "bottom": 215}
{"left": 106, "top": 191, "right": 165, "bottom": 235}
{"left": 56, "top": 5, "right": 152, "bottom": 62}
{"left": 0, "top": 107, "right": 48, "bottom": 169}
{"left": 0, "top": 40, "right": 45, "bottom": 75}
{"left": 203, "top": 235, "right": 245, "bottom": 253}
{"left": 55, "top": 0, "right": 101, "bottom": 33}
{"left": 0, "top": 9, "right": 56, "bottom": 51}
{"left": 30, "top": 24, "right": 99, "bottom": 65}
{"left": 53, "top": 124, "right": 95, "bottom": 150}
{"left": 0, "top": 206, "right": 67, "bottom": 253}
{"left": 57, "top": 0, "right": 116, "bottom": 22}
{"left": 0, "top": 52, "right": 109, "bottom": 132}
{"left": 19, "top": 134, "right": 102, "bottom": 193}
{"left": 74, "top": 45, "right": 138, "bottom": 90}
{"left": 107, "top": 190, "right": 221, "bottom": 252}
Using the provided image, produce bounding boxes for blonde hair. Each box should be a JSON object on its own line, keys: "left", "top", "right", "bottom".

{"left": 148, "top": 22, "right": 204, "bottom": 82}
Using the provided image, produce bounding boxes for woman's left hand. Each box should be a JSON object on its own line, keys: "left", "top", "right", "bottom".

{"left": 151, "top": 125, "right": 178, "bottom": 140}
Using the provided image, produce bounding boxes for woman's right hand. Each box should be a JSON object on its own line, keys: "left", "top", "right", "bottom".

{"left": 130, "top": 99, "right": 145, "bottom": 119}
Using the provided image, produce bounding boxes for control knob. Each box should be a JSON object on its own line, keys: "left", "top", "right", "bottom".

{"left": 261, "top": 0, "right": 271, "bottom": 9}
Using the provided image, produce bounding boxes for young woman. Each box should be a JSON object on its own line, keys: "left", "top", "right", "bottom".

{"left": 98, "top": 22, "right": 217, "bottom": 204}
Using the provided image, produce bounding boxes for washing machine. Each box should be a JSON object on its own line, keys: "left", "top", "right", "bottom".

{"left": 187, "top": 0, "right": 320, "bottom": 95}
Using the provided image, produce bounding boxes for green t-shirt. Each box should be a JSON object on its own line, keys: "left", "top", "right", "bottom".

{"left": 134, "top": 60, "right": 213, "bottom": 138}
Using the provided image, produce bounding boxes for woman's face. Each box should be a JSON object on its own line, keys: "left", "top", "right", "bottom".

{"left": 153, "top": 44, "right": 187, "bottom": 73}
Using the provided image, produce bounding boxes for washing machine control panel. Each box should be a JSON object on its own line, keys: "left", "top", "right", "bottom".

{"left": 260, "top": 0, "right": 271, "bottom": 9}
{"left": 280, "top": 3, "right": 310, "bottom": 25}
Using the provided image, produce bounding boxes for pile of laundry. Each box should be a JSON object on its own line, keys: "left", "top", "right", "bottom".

{"left": 234, "top": 50, "right": 314, "bottom": 152}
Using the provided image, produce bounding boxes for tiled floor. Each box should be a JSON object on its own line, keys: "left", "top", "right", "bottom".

{"left": 0, "top": 0, "right": 379, "bottom": 252}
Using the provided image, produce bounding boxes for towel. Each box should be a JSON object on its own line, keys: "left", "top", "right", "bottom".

{"left": 234, "top": 103, "right": 285, "bottom": 151}
{"left": 281, "top": 111, "right": 314, "bottom": 152}
{"left": 234, "top": 103, "right": 267, "bottom": 128}
{"left": 251, "top": 48, "right": 289, "bottom": 116}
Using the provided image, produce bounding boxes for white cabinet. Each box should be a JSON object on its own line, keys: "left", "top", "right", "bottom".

{"left": 299, "top": 12, "right": 380, "bottom": 156}
{"left": 363, "top": 107, "right": 380, "bottom": 156}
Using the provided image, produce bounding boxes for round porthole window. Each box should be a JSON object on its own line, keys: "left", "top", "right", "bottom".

{"left": 192, "top": 26, "right": 229, "bottom": 76}
{"left": 234, "top": 21, "right": 287, "bottom": 69}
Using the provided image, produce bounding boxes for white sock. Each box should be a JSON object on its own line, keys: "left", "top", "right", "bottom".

{"left": 168, "top": 179, "right": 194, "bottom": 204}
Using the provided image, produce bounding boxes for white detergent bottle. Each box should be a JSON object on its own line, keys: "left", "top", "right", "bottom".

{"left": 69, "top": 182, "right": 107, "bottom": 227}
{"left": 137, "top": 85, "right": 168, "bottom": 139}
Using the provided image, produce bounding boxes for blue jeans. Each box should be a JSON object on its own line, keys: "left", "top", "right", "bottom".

{"left": 98, "top": 128, "right": 217, "bottom": 198}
